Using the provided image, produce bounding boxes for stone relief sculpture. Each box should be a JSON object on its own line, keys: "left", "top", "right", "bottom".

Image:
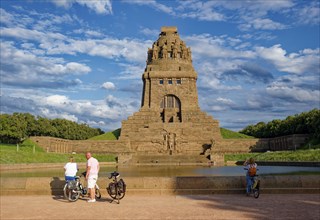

{"left": 162, "top": 44, "right": 167, "bottom": 58}
{"left": 147, "top": 48, "right": 152, "bottom": 63}
{"left": 163, "top": 131, "right": 176, "bottom": 154}
{"left": 152, "top": 44, "right": 158, "bottom": 60}
{"left": 168, "top": 132, "right": 176, "bottom": 151}
{"left": 187, "top": 47, "right": 192, "bottom": 61}
{"left": 181, "top": 43, "right": 187, "bottom": 59}
{"left": 172, "top": 41, "right": 178, "bottom": 58}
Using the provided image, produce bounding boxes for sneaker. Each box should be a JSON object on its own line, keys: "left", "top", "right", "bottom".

{"left": 87, "top": 199, "right": 96, "bottom": 203}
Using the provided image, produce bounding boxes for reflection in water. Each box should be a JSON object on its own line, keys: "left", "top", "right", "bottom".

{"left": 1, "top": 165, "right": 319, "bottom": 178}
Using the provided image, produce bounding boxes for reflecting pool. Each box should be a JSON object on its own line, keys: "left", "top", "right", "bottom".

{"left": 1, "top": 165, "right": 319, "bottom": 178}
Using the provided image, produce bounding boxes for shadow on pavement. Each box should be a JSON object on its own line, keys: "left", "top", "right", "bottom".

{"left": 50, "top": 177, "right": 65, "bottom": 199}
{"left": 181, "top": 194, "right": 320, "bottom": 219}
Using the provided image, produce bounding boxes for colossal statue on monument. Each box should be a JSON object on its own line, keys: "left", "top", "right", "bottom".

{"left": 120, "top": 27, "right": 221, "bottom": 157}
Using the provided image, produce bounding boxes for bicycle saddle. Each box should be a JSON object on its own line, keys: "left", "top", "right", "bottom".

{"left": 109, "top": 171, "right": 120, "bottom": 178}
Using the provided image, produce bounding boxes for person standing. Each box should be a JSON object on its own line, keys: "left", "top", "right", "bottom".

{"left": 243, "top": 157, "right": 257, "bottom": 196}
{"left": 85, "top": 152, "right": 99, "bottom": 203}
{"left": 64, "top": 156, "right": 78, "bottom": 181}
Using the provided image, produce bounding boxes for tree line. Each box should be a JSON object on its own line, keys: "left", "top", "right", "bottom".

{"left": 239, "top": 109, "right": 320, "bottom": 141}
{"left": 0, "top": 113, "right": 104, "bottom": 144}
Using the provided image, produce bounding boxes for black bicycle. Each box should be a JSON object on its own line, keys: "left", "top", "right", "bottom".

{"left": 249, "top": 175, "right": 260, "bottom": 198}
{"left": 106, "top": 171, "right": 126, "bottom": 204}
{"left": 244, "top": 168, "right": 260, "bottom": 199}
{"left": 63, "top": 171, "right": 101, "bottom": 202}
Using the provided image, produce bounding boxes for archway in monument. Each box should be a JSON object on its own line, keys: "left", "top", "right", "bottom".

{"left": 160, "top": 95, "right": 181, "bottom": 123}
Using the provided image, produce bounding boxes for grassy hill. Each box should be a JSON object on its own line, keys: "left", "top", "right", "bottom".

{"left": 220, "top": 128, "right": 254, "bottom": 139}
{"left": 88, "top": 128, "right": 121, "bottom": 140}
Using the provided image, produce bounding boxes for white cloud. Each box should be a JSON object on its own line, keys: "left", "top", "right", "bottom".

{"left": 0, "top": 8, "right": 16, "bottom": 26}
{"left": 295, "top": 1, "right": 320, "bottom": 25}
{"left": 102, "top": 82, "right": 115, "bottom": 90}
{"left": 175, "top": 0, "right": 293, "bottom": 30}
{"left": 45, "top": 95, "right": 70, "bottom": 106}
{"left": 1, "top": 27, "right": 67, "bottom": 42}
{"left": 40, "top": 37, "right": 149, "bottom": 63}
{"left": 246, "top": 18, "right": 288, "bottom": 30}
{"left": 0, "top": 41, "right": 91, "bottom": 85}
{"left": 186, "top": 34, "right": 255, "bottom": 59}
{"left": 139, "top": 27, "right": 159, "bottom": 37}
{"left": 266, "top": 84, "right": 319, "bottom": 102}
{"left": 256, "top": 45, "right": 320, "bottom": 74}
{"left": 217, "top": 97, "right": 234, "bottom": 105}
{"left": 124, "top": 0, "right": 174, "bottom": 14}
{"left": 50, "top": 0, "right": 113, "bottom": 14}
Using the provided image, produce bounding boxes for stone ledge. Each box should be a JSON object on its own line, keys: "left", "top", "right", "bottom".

{"left": 0, "top": 175, "right": 319, "bottom": 196}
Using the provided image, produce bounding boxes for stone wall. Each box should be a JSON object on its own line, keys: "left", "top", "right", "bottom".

{"left": 30, "top": 134, "right": 310, "bottom": 165}
{"left": 268, "top": 134, "right": 309, "bottom": 151}
{"left": 30, "top": 134, "right": 309, "bottom": 156}
{"left": 29, "top": 136, "right": 132, "bottom": 154}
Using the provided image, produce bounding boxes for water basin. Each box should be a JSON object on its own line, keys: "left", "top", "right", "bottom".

{"left": 1, "top": 165, "right": 319, "bottom": 178}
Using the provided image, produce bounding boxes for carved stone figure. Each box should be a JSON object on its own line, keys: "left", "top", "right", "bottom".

{"left": 172, "top": 42, "right": 178, "bottom": 58}
{"left": 152, "top": 44, "right": 158, "bottom": 60}
{"left": 187, "top": 47, "right": 192, "bottom": 61}
{"left": 181, "top": 44, "right": 187, "bottom": 59}
{"left": 162, "top": 44, "right": 167, "bottom": 58}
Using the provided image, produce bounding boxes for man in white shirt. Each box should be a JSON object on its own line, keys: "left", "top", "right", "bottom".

{"left": 85, "top": 152, "right": 100, "bottom": 203}
{"left": 64, "top": 156, "right": 78, "bottom": 181}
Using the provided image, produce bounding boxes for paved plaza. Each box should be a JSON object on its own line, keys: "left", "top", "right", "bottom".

{"left": 1, "top": 194, "right": 319, "bottom": 220}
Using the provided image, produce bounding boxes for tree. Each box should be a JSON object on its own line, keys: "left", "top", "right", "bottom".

{"left": 239, "top": 109, "right": 320, "bottom": 139}
{"left": 0, "top": 112, "right": 105, "bottom": 143}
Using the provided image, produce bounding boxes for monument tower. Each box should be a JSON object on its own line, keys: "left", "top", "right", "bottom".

{"left": 120, "top": 27, "right": 221, "bottom": 159}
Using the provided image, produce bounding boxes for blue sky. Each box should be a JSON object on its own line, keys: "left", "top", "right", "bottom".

{"left": 1, "top": 0, "right": 319, "bottom": 132}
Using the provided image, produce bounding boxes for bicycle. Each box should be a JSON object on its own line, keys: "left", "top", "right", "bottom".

{"left": 63, "top": 171, "right": 101, "bottom": 202}
{"left": 244, "top": 168, "right": 260, "bottom": 199}
{"left": 249, "top": 175, "right": 260, "bottom": 198}
{"left": 106, "top": 171, "right": 126, "bottom": 204}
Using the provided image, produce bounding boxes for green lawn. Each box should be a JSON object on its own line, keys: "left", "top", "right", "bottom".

{"left": 224, "top": 149, "right": 320, "bottom": 162}
{"left": 0, "top": 139, "right": 116, "bottom": 164}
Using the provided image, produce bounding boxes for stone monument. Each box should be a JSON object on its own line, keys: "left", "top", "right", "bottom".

{"left": 119, "top": 27, "right": 221, "bottom": 161}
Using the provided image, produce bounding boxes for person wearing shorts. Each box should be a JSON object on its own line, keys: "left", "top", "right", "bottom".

{"left": 85, "top": 152, "right": 99, "bottom": 203}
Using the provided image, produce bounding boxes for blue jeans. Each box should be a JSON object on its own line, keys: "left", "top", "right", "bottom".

{"left": 65, "top": 176, "right": 76, "bottom": 182}
{"left": 246, "top": 175, "right": 253, "bottom": 193}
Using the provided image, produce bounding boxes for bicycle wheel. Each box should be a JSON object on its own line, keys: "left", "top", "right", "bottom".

{"left": 95, "top": 188, "right": 101, "bottom": 199}
{"left": 107, "top": 183, "right": 117, "bottom": 199}
{"left": 68, "top": 187, "right": 81, "bottom": 202}
{"left": 63, "top": 183, "right": 69, "bottom": 200}
{"left": 116, "top": 186, "right": 125, "bottom": 200}
{"left": 253, "top": 189, "right": 260, "bottom": 198}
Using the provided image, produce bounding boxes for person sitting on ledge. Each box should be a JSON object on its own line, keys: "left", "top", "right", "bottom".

{"left": 64, "top": 156, "right": 78, "bottom": 182}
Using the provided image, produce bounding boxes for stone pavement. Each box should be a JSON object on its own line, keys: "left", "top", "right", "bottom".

{"left": 0, "top": 194, "right": 319, "bottom": 220}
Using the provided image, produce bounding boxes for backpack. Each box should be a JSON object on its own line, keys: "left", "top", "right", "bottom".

{"left": 248, "top": 165, "right": 257, "bottom": 177}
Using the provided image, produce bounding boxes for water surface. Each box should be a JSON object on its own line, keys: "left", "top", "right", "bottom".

{"left": 1, "top": 165, "right": 319, "bottom": 178}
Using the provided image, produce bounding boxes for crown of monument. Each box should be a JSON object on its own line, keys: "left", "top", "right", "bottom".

{"left": 147, "top": 26, "right": 192, "bottom": 64}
